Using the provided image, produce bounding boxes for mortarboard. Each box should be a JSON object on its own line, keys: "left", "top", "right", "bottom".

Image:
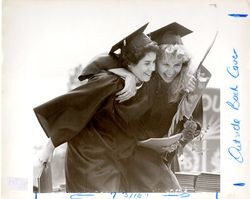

{"left": 148, "top": 22, "right": 193, "bottom": 45}
{"left": 78, "top": 24, "right": 152, "bottom": 81}
{"left": 109, "top": 23, "right": 152, "bottom": 54}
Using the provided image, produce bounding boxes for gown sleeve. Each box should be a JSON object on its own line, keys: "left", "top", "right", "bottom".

{"left": 34, "top": 72, "right": 123, "bottom": 147}
{"left": 78, "top": 53, "right": 120, "bottom": 81}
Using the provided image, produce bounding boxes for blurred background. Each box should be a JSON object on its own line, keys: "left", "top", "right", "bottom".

{"left": 2, "top": 0, "right": 249, "bottom": 194}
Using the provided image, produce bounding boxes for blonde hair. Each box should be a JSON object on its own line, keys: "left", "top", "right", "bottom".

{"left": 158, "top": 44, "right": 192, "bottom": 103}
{"left": 157, "top": 44, "right": 190, "bottom": 63}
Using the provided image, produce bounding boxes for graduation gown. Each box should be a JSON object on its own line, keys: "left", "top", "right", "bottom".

{"left": 78, "top": 53, "right": 203, "bottom": 192}
{"left": 79, "top": 53, "right": 203, "bottom": 139}
{"left": 126, "top": 73, "right": 203, "bottom": 192}
{"left": 34, "top": 72, "right": 154, "bottom": 192}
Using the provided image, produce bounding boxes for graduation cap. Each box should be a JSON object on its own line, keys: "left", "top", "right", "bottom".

{"left": 109, "top": 23, "right": 152, "bottom": 54}
{"left": 148, "top": 22, "right": 193, "bottom": 45}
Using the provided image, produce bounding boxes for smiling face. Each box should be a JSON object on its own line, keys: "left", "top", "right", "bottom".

{"left": 157, "top": 55, "right": 183, "bottom": 83}
{"left": 156, "top": 44, "right": 190, "bottom": 83}
{"left": 128, "top": 52, "right": 156, "bottom": 82}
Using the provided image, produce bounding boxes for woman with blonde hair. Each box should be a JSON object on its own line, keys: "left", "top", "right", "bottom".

{"left": 79, "top": 22, "right": 203, "bottom": 192}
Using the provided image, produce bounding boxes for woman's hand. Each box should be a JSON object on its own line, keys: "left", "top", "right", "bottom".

{"left": 161, "top": 141, "right": 180, "bottom": 160}
{"left": 183, "top": 73, "right": 197, "bottom": 93}
{"left": 162, "top": 141, "right": 180, "bottom": 153}
{"left": 109, "top": 68, "right": 138, "bottom": 103}
{"left": 180, "top": 120, "right": 198, "bottom": 143}
{"left": 116, "top": 74, "right": 137, "bottom": 102}
{"left": 37, "top": 138, "right": 55, "bottom": 166}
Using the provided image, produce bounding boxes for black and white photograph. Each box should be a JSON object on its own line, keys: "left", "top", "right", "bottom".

{"left": 1, "top": 0, "right": 250, "bottom": 198}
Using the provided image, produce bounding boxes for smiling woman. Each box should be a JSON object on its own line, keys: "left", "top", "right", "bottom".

{"left": 157, "top": 44, "right": 190, "bottom": 84}
{"left": 75, "top": 22, "right": 203, "bottom": 192}
{"left": 33, "top": 23, "right": 160, "bottom": 192}
{"left": 128, "top": 52, "right": 156, "bottom": 82}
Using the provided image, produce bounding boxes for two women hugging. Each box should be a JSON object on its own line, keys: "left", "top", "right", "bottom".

{"left": 35, "top": 22, "right": 203, "bottom": 192}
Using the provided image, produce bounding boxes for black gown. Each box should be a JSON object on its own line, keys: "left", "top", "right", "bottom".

{"left": 34, "top": 71, "right": 181, "bottom": 192}
{"left": 77, "top": 53, "right": 203, "bottom": 192}
{"left": 126, "top": 73, "right": 203, "bottom": 192}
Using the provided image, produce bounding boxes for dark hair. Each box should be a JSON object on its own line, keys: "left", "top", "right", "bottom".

{"left": 119, "top": 41, "right": 159, "bottom": 67}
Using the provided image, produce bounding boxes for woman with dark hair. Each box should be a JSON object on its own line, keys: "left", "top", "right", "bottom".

{"left": 34, "top": 24, "right": 159, "bottom": 192}
{"left": 78, "top": 22, "right": 203, "bottom": 192}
